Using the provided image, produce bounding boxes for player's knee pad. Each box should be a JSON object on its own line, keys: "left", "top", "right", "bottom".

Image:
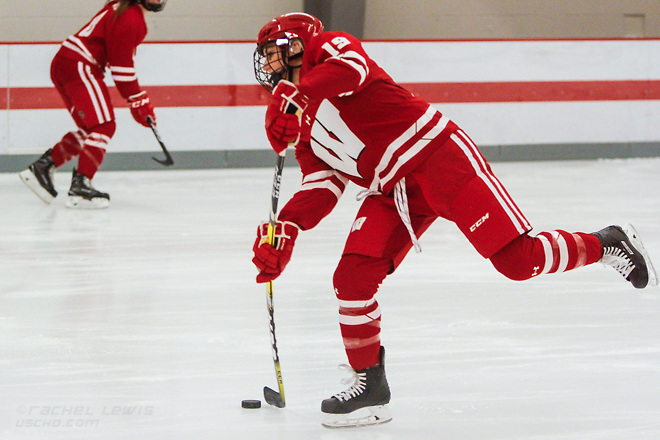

{"left": 489, "top": 234, "right": 542, "bottom": 281}
{"left": 82, "top": 121, "right": 116, "bottom": 153}
{"left": 88, "top": 120, "right": 116, "bottom": 139}
{"left": 333, "top": 254, "right": 392, "bottom": 301}
{"left": 64, "top": 128, "right": 87, "bottom": 149}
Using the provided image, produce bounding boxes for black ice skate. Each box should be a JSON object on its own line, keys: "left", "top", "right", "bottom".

{"left": 321, "top": 346, "right": 392, "bottom": 428}
{"left": 66, "top": 168, "right": 110, "bottom": 209}
{"left": 593, "top": 224, "right": 657, "bottom": 289}
{"left": 18, "top": 149, "right": 58, "bottom": 203}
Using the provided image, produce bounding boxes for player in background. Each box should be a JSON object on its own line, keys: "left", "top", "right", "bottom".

{"left": 251, "top": 13, "right": 658, "bottom": 428}
{"left": 19, "top": 0, "right": 167, "bottom": 209}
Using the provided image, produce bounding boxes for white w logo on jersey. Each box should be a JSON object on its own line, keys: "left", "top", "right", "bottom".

{"left": 310, "top": 100, "right": 365, "bottom": 178}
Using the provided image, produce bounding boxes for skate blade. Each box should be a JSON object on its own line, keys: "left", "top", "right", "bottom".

{"left": 321, "top": 404, "right": 392, "bottom": 429}
{"left": 624, "top": 224, "right": 658, "bottom": 288}
{"left": 66, "top": 196, "right": 110, "bottom": 210}
{"left": 18, "top": 170, "right": 55, "bottom": 204}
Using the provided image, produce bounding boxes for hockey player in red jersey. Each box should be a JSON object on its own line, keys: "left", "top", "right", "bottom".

{"left": 19, "top": 0, "right": 167, "bottom": 209}
{"left": 251, "top": 13, "right": 658, "bottom": 427}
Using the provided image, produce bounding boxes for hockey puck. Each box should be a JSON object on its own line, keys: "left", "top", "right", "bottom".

{"left": 241, "top": 399, "right": 261, "bottom": 409}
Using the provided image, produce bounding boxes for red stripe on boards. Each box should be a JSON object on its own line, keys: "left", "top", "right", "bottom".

{"left": 3, "top": 80, "right": 660, "bottom": 110}
{"left": 2, "top": 85, "right": 272, "bottom": 110}
{"left": 408, "top": 80, "right": 660, "bottom": 103}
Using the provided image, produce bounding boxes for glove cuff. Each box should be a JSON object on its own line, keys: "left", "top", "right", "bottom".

{"left": 128, "top": 91, "right": 147, "bottom": 102}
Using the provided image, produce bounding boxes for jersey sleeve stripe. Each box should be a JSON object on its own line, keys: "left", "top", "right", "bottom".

{"left": 303, "top": 170, "right": 346, "bottom": 184}
{"left": 300, "top": 180, "right": 344, "bottom": 199}
{"left": 109, "top": 66, "right": 137, "bottom": 74}
{"left": 111, "top": 73, "right": 139, "bottom": 82}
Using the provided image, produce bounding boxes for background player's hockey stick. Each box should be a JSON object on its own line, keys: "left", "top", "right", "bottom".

{"left": 263, "top": 149, "right": 287, "bottom": 408}
{"left": 147, "top": 116, "right": 174, "bottom": 167}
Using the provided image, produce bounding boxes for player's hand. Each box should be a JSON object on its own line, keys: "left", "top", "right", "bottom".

{"left": 252, "top": 220, "right": 300, "bottom": 283}
{"left": 265, "top": 80, "right": 308, "bottom": 154}
{"left": 128, "top": 91, "right": 156, "bottom": 128}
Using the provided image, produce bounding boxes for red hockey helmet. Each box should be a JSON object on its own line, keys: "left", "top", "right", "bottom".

{"left": 254, "top": 13, "right": 324, "bottom": 91}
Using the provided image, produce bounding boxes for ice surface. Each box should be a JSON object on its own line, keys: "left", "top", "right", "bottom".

{"left": 1, "top": 158, "right": 659, "bottom": 439}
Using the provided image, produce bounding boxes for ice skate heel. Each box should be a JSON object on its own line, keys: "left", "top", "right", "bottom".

{"left": 66, "top": 168, "right": 110, "bottom": 209}
{"left": 593, "top": 224, "right": 658, "bottom": 289}
{"left": 321, "top": 346, "right": 392, "bottom": 428}
{"left": 18, "top": 149, "right": 58, "bottom": 204}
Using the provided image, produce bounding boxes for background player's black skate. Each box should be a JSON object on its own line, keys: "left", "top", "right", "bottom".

{"left": 593, "top": 224, "right": 657, "bottom": 288}
{"left": 18, "top": 149, "right": 58, "bottom": 204}
{"left": 66, "top": 168, "right": 110, "bottom": 209}
{"left": 321, "top": 346, "right": 392, "bottom": 428}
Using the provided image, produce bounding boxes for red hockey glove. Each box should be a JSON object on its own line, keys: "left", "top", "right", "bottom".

{"left": 265, "top": 80, "right": 309, "bottom": 154}
{"left": 128, "top": 91, "right": 156, "bottom": 128}
{"left": 252, "top": 220, "right": 300, "bottom": 283}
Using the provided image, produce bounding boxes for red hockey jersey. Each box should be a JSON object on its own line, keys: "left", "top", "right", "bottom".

{"left": 278, "top": 31, "right": 458, "bottom": 230}
{"left": 56, "top": 0, "right": 147, "bottom": 99}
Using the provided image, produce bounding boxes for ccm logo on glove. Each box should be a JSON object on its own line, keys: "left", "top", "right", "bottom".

{"left": 128, "top": 91, "right": 156, "bottom": 128}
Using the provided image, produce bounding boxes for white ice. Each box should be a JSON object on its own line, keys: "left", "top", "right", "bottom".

{"left": 1, "top": 158, "right": 659, "bottom": 440}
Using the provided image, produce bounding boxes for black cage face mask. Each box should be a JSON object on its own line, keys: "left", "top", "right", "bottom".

{"left": 253, "top": 40, "right": 290, "bottom": 92}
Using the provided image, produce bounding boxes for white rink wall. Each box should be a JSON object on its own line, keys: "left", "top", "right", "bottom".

{"left": 2, "top": 39, "right": 660, "bottom": 158}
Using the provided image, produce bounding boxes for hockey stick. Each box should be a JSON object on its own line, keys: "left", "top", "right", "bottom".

{"left": 263, "top": 150, "right": 287, "bottom": 408}
{"left": 262, "top": 105, "right": 302, "bottom": 408}
{"left": 147, "top": 116, "right": 174, "bottom": 167}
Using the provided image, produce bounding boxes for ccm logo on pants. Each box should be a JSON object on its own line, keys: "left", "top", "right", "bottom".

{"left": 470, "top": 212, "right": 490, "bottom": 232}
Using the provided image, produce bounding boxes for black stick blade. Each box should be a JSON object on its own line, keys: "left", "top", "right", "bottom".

{"left": 263, "top": 386, "right": 285, "bottom": 408}
{"left": 152, "top": 152, "right": 174, "bottom": 166}
{"left": 147, "top": 116, "right": 174, "bottom": 167}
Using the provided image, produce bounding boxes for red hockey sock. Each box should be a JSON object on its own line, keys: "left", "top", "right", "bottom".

{"left": 333, "top": 254, "right": 392, "bottom": 370}
{"left": 490, "top": 231, "right": 602, "bottom": 281}
{"left": 76, "top": 122, "right": 115, "bottom": 178}
{"left": 77, "top": 143, "right": 107, "bottom": 179}
{"left": 51, "top": 129, "right": 87, "bottom": 167}
{"left": 77, "top": 127, "right": 114, "bottom": 178}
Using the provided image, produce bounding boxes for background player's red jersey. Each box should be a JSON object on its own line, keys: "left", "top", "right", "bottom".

{"left": 57, "top": 0, "right": 147, "bottom": 99}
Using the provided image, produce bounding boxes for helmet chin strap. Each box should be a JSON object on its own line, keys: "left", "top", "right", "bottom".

{"left": 284, "top": 48, "right": 303, "bottom": 83}
{"left": 286, "top": 65, "right": 301, "bottom": 83}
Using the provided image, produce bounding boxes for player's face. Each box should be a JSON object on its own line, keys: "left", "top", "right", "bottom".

{"left": 262, "top": 44, "right": 285, "bottom": 75}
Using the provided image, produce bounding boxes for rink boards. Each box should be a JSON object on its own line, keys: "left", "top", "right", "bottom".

{"left": 2, "top": 39, "right": 660, "bottom": 159}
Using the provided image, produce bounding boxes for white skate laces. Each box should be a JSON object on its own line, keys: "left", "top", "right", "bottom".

{"left": 595, "top": 224, "right": 658, "bottom": 289}
{"left": 333, "top": 365, "right": 367, "bottom": 402}
{"left": 601, "top": 246, "right": 635, "bottom": 279}
{"left": 321, "top": 347, "right": 392, "bottom": 428}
